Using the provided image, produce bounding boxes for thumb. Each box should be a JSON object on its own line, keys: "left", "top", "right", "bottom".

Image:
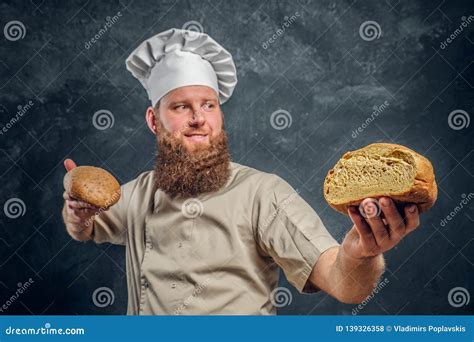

{"left": 64, "top": 158, "right": 77, "bottom": 172}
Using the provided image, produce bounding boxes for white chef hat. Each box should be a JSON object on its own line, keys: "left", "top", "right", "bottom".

{"left": 125, "top": 28, "right": 238, "bottom": 107}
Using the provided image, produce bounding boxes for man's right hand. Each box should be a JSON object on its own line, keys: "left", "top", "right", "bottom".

{"left": 62, "top": 158, "right": 102, "bottom": 241}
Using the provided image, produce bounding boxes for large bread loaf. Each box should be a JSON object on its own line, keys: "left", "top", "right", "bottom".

{"left": 324, "top": 143, "right": 437, "bottom": 215}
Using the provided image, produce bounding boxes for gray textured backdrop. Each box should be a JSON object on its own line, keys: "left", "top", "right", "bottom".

{"left": 0, "top": 0, "right": 473, "bottom": 315}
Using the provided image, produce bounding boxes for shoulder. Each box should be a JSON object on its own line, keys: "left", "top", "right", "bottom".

{"left": 120, "top": 170, "right": 155, "bottom": 198}
{"left": 229, "top": 161, "right": 278, "bottom": 186}
{"left": 229, "top": 162, "right": 294, "bottom": 197}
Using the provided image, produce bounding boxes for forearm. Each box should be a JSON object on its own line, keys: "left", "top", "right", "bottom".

{"left": 62, "top": 204, "right": 93, "bottom": 241}
{"left": 332, "top": 246, "right": 385, "bottom": 303}
{"left": 309, "top": 245, "right": 385, "bottom": 304}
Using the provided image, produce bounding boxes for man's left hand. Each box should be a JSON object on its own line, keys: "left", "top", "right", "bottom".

{"left": 342, "top": 197, "right": 420, "bottom": 259}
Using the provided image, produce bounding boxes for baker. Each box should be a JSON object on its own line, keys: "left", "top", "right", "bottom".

{"left": 62, "top": 28, "right": 421, "bottom": 315}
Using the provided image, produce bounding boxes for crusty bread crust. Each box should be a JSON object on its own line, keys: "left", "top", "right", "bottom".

{"left": 323, "top": 143, "right": 437, "bottom": 215}
{"left": 63, "top": 166, "right": 121, "bottom": 208}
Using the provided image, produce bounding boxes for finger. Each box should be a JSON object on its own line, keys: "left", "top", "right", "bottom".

{"left": 348, "top": 206, "right": 377, "bottom": 252}
{"left": 67, "top": 207, "right": 98, "bottom": 220}
{"left": 380, "top": 197, "right": 406, "bottom": 240}
{"left": 67, "top": 200, "right": 98, "bottom": 210}
{"left": 64, "top": 159, "right": 77, "bottom": 172}
{"left": 63, "top": 191, "right": 75, "bottom": 201}
{"left": 66, "top": 206, "right": 82, "bottom": 222}
{"left": 404, "top": 204, "right": 420, "bottom": 234}
{"left": 360, "top": 198, "right": 389, "bottom": 246}
{"left": 75, "top": 207, "right": 98, "bottom": 214}
{"left": 63, "top": 191, "right": 80, "bottom": 202}
{"left": 67, "top": 202, "right": 98, "bottom": 211}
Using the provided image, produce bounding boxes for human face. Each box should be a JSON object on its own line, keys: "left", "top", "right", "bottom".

{"left": 148, "top": 85, "right": 223, "bottom": 152}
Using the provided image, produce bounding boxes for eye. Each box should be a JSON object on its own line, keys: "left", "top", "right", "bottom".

{"left": 202, "top": 102, "right": 215, "bottom": 111}
{"left": 174, "top": 104, "right": 187, "bottom": 111}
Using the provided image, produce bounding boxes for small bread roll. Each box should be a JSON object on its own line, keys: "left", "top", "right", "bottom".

{"left": 63, "top": 166, "right": 121, "bottom": 208}
{"left": 324, "top": 143, "right": 437, "bottom": 215}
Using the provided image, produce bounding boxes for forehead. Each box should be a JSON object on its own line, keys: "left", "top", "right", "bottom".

{"left": 162, "top": 85, "right": 219, "bottom": 103}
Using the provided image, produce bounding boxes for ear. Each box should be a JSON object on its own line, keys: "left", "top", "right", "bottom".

{"left": 145, "top": 106, "right": 157, "bottom": 135}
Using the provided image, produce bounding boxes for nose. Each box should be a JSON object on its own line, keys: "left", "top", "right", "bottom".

{"left": 187, "top": 110, "right": 205, "bottom": 127}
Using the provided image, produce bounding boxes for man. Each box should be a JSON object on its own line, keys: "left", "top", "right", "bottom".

{"left": 62, "top": 28, "right": 420, "bottom": 315}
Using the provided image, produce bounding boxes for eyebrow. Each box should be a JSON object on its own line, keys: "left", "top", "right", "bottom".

{"left": 168, "top": 98, "right": 218, "bottom": 107}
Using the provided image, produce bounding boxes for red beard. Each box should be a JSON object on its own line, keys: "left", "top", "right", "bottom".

{"left": 153, "top": 120, "right": 231, "bottom": 199}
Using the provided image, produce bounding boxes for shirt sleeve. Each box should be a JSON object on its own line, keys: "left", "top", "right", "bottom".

{"left": 91, "top": 181, "right": 131, "bottom": 246}
{"left": 252, "top": 173, "right": 340, "bottom": 294}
